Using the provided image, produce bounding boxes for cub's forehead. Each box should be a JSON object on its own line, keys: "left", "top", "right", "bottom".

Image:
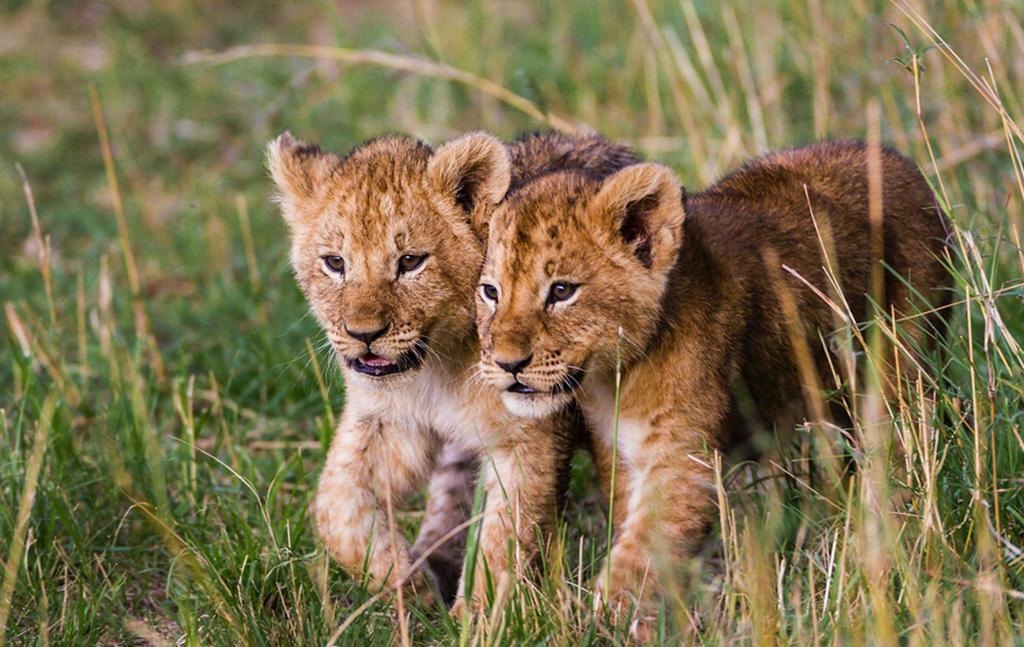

{"left": 320, "top": 137, "right": 435, "bottom": 239}
{"left": 495, "top": 174, "right": 599, "bottom": 241}
{"left": 488, "top": 173, "right": 602, "bottom": 277}
{"left": 333, "top": 136, "right": 430, "bottom": 197}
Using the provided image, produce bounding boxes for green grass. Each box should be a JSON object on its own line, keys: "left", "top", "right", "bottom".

{"left": 1, "top": 0, "right": 1023, "bottom": 644}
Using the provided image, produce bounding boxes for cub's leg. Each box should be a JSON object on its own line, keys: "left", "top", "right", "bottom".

{"left": 596, "top": 420, "right": 719, "bottom": 623}
{"left": 454, "top": 418, "right": 571, "bottom": 612}
{"left": 410, "top": 442, "right": 478, "bottom": 605}
{"left": 595, "top": 357, "right": 731, "bottom": 625}
{"left": 313, "top": 410, "right": 439, "bottom": 602}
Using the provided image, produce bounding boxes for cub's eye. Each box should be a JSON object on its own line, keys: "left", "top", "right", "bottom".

{"left": 480, "top": 284, "right": 499, "bottom": 303}
{"left": 398, "top": 254, "right": 427, "bottom": 274}
{"left": 546, "top": 281, "right": 579, "bottom": 305}
{"left": 322, "top": 256, "right": 345, "bottom": 274}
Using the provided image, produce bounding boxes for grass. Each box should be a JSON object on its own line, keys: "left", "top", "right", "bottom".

{"left": 1, "top": 0, "right": 1023, "bottom": 643}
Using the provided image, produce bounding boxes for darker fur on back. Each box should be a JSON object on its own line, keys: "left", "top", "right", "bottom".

{"left": 673, "top": 140, "right": 952, "bottom": 447}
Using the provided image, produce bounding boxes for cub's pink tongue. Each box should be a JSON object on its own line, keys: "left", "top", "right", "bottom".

{"left": 361, "top": 353, "right": 394, "bottom": 367}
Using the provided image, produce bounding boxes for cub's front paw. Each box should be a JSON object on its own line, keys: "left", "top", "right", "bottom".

{"left": 448, "top": 583, "right": 485, "bottom": 620}
{"left": 592, "top": 576, "right": 632, "bottom": 618}
{"left": 397, "top": 562, "right": 443, "bottom": 608}
{"left": 449, "top": 567, "right": 507, "bottom": 620}
{"left": 594, "top": 558, "right": 655, "bottom": 613}
{"left": 449, "top": 594, "right": 469, "bottom": 620}
{"left": 593, "top": 566, "right": 662, "bottom": 643}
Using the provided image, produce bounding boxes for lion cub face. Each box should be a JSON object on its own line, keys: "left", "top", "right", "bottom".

{"left": 477, "top": 164, "right": 685, "bottom": 417}
{"left": 268, "top": 131, "right": 510, "bottom": 386}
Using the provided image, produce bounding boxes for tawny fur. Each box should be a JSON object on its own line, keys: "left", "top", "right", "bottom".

{"left": 476, "top": 140, "right": 951, "bottom": 618}
{"left": 267, "top": 130, "right": 631, "bottom": 607}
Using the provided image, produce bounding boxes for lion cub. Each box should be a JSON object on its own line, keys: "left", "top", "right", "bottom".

{"left": 476, "top": 141, "right": 950, "bottom": 615}
{"left": 267, "top": 130, "right": 635, "bottom": 606}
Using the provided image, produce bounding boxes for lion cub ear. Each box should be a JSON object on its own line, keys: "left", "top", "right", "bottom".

{"left": 591, "top": 163, "right": 685, "bottom": 273}
{"left": 426, "top": 131, "right": 511, "bottom": 239}
{"left": 266, "top": 131, "right": 336, "bottom": 227}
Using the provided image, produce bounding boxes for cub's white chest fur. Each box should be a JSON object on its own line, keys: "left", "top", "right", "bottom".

{"left": 345, "top": 360, "right": 495, "bottom": 449}
{"left": 580, "top": 377, "right": 656, "bottom": 519}
{"left": 580, "top": 378, "right": 647, "bottom": 467}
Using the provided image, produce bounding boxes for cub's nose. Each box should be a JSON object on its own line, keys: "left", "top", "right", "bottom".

{"left": 345, "top": 323, "right": 389, "bottom": 346}
{"left": 495, "top": 354, "right": 533, "bottom": 375}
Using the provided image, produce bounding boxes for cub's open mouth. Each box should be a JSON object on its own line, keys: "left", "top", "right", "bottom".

{"left": 505, "top": 368, "right": 586, "bottom": 395}
{"left": 348, "top": 342, "right": 426, "bottom": 377}
{"left": 507, "top": 382, "right": 537, "bottom": 394}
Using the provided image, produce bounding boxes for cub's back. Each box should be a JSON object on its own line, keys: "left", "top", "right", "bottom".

{"left": 686, "top": 140, "right": 950, "bottom": 328}
{"left": 678, "top": 141, "right": 951, "bottom": 431}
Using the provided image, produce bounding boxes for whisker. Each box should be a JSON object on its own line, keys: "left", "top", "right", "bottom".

{"left": 420, "top": 342, "right": 448, "bottom": 365}
{"left": 463, "top": 365, "right": 487, "bottom": 388}
{"left": 565, "top": 372, "right": 583, "bottom": 391}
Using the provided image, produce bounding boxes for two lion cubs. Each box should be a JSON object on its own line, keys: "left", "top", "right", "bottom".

{"left": 268, "top": 130, "right": 949, "bottom": 617}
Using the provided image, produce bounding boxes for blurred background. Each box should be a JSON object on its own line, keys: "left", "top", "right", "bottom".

{"left": 1, "top": 0, "right": 1022, "bottom": 644}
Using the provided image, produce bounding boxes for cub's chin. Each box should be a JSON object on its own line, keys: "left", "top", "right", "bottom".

{"left": 500, "top": 391, "right": 572, "bottom": 419}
